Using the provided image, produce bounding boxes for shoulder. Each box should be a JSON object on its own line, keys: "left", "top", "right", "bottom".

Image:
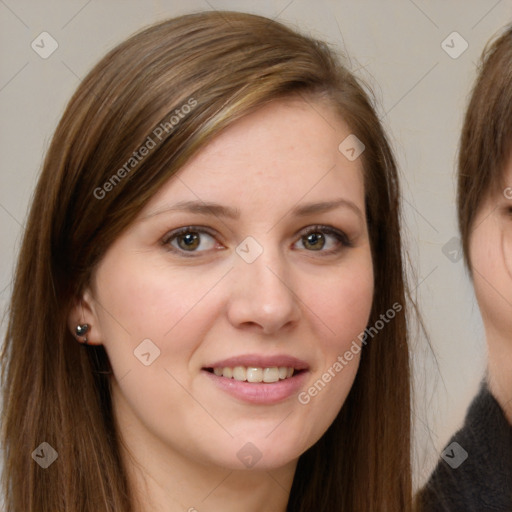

{"left": 417, "top": 382, "right": 512, "bottom": 512}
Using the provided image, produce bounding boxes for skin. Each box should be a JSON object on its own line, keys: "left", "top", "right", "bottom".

{"left": 470, "top": 156, "right": 512, "bottom": 424}
{"left": 69, "top": 97, "right": 374, "bottom": 512}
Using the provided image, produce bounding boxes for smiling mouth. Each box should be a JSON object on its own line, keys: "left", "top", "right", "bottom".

{"left": 204, "top": 366, "right": 304, "bottom": 383}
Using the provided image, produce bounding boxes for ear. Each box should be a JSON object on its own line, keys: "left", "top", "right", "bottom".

{"left": 67, "top": 288, "right": 103, "bottom": 345}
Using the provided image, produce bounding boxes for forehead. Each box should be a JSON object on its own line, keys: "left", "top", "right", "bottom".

{"left": 146, "top": 97, "right": 366, "bottom": 213}
{"left": 193, "top": 97, "right": 354, "bottom": 165}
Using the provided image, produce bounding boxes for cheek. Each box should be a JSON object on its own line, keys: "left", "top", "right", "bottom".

{"left": 296, "top": 251, "right": 373, "bottom": 416}
{"left": 471, "top": 232, "right": 512, "bottom": 337}
{"left": 92, "top": 250, "right": 230, "bottom": 381}
{"left": 307, "top": 252, "right": 374, "bottom": 348}
{"left": 95, "top": 251, "right": 222, "bottom": 337}
{"left": 91, "top": 253, "right": 227, "bottom": 447}
{"left": 502, "top": 223, "right": 512, "bottom": 281}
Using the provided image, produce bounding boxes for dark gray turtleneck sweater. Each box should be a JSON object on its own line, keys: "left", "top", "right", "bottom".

{"left": 418, "top": 383, "right": 512, "bottom": 511}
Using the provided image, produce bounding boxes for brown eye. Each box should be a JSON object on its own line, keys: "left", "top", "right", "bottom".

{"left": 177, "top": 232, "right": 201, "bottom": 251}
{"left": 294, "top": 225, "right": 352, "bottom": 255}
{"left": 302, "top": 232, "right": 325, "bottom": 251}
{"left": 163, "top": 227, "right": 218, "bottom": 255}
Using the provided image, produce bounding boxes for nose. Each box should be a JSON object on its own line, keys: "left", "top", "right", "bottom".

{"left": 226, "top": 245, "right": 301, "bottom": 335}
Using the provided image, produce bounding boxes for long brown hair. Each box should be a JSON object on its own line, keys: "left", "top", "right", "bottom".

{"left": 1, "top": 11, "right": 411, "bottom": 511}
{"left": 458, "top": 24, "right": 512, "bottom": 269}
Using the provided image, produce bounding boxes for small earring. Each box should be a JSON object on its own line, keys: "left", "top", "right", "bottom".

{"left": 75, "top": 324, "right": 90, "bottom": 343}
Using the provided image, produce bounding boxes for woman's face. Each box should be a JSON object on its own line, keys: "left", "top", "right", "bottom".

{"left": 470, "top": 157, "right": 512, "bottom": 417}
{"left": 80, "top": 98, "right": 374, "bottom": 472}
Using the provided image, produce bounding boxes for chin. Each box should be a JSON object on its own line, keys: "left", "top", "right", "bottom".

{"left": 207, "top": 437, "right": 307, "bottom": 472}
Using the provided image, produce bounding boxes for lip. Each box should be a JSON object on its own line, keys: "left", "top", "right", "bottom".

{"left": 202, "top": 368, "right": 309, "bottom": 404}
{"left": 205, "top": 354, "right": 310, "bottom": 371}
{"left": 202, "top": 354, "right": 310, "bottom": 405}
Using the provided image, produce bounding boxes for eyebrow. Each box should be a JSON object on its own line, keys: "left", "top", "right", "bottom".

{"left": 144, "top": 198, "right": 363, "bottom": 220}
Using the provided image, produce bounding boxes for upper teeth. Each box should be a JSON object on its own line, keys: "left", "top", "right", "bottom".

{"left": 213, "top": 366, "right": 294, "bottom": 383}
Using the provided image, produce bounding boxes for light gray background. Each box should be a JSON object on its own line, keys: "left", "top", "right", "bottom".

{"left": 1, "top": 0, "right": 510, "bottom": 491}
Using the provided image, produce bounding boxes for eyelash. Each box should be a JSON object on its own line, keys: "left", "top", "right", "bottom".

{"left": 161, "top": 224, "right": 353, "bottom": 258}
